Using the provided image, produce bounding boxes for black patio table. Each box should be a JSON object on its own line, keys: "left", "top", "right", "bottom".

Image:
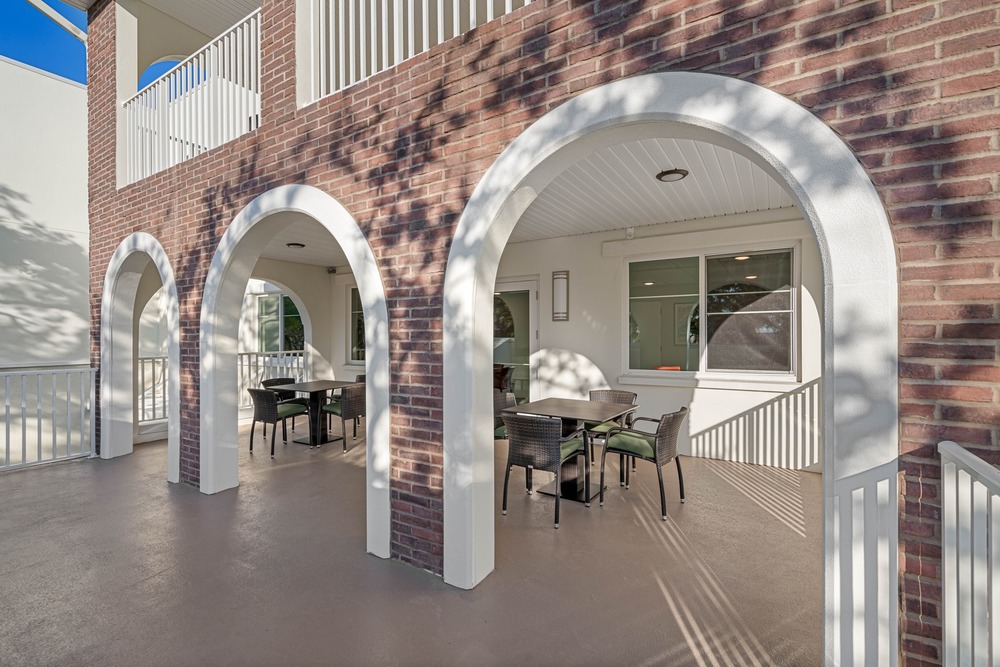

{"left": 269, "top": 379, "right": 362, "bottom": 447}
{"left": 502, "top": 397, "right": 638, "bottom": 503}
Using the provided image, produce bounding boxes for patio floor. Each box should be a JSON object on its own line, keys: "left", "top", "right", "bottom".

{"left": 0, "top": 421, "right": 822, "bottom": 666}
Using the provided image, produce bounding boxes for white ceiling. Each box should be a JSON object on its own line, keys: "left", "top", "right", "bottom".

{"left": 64, "top": 0, "right": 259, "bottom": 37}
{"left": 258, "top": 136, "right": 795, "bottom": 266}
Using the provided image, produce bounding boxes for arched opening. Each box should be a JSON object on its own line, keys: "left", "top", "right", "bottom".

{"left": 100, "top": 233, "right": 181, "bottom": 482}
{"left": 200, "top": 184, "right": 391, "bottom": 559}
{"left": 443, "top": 72, "right": 899, "bottom": 663}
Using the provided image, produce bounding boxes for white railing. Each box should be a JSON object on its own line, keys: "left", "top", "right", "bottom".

{"left": 123, "top": 10, "right": 261, "bottom": 184}
{"left": 1, "top": 367, "right": 96, "bottom": 471}
{"left": 237, "top": 351, "right": 306, "bottom": 407}
{"left": 303, "top": 0, "right": 533, "bottom": 101}
{"left": 939, "top": 440, "right": 1000, "bottom": 666}
{"left": 137, "top": 356, "right": 169, "bottom": 423}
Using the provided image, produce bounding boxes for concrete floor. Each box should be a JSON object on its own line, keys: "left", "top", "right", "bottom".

{"left": 0, "top": 421, "right": 822, "bottom": 666}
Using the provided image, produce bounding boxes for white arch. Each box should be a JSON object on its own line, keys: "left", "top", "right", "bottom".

{"left": 199, "top": 184, "right": 391, "bottom": 559}
{"left": 442, "top": 72, "right": 899, "bottom": 664}
{"left": 100, "top": 232, "right": 182, "bottom": 483}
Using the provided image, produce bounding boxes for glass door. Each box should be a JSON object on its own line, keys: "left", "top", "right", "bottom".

{"left": 493, "top": 279, "right": 537, "bottom": 404}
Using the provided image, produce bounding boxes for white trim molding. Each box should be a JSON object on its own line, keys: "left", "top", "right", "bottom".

{"left": 198, "top": 184, "right": 391, "bottom": 559}
{"left": 442, "top": 71, "right": 899, "bottom": 665}
{"left": 100, "top": 232, "right": 182, "bottom": 483}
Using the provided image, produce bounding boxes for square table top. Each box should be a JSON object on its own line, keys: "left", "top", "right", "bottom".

{"left": 269, "top": 379, "right": 361, "bottom": 393}
{"left": 502, "top": 397, "right": 636, "bottom": 423}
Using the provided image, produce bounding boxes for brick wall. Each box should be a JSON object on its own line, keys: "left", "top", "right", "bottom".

{"left": 87, "top": 1, "right": 999, "bottom": 662}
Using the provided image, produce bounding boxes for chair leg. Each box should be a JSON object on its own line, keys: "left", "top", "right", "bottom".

{"left": 353, "top": 418, "right": 357, "bottom": 438}
{"left": 502, "top": 463, "right": 511, "bottom": 515}
{"left": 249, "top": 421, "right": 256, "bottom": 452}
{"left": 599, "top": 446, "right": 609, "bottom": 506}
{"left": 291, "top": 416, "right": 296, "bottom": 432}
{"left": 619, "top": 453, "right": 626, "bottom": 486}
{"left": 625, "top": 460, "right": 631, "bottom": 489}
{"left": 554, "top": 466, "right": 561, "bottom": 529}
{"left": 657, "top": 464, "right": 667, "bottom": 521}
{"left": 583, "top": 443, "right": 591, "bottom": 508}
{"left": 282, "top": 419, "right": 288, "bottom": 443}
{"left": 342, "top": 416, "right": 348, "bottom": 452}
{"left": 675, "top": 457, "right": 685, "bottom": 503}
{"left": 270, "top": 425, "right": 277, "bottom": 457}
{"left": 525, "top": 466, "right": 533, "bottom": 494}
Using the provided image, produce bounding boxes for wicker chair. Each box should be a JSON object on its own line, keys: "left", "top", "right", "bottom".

{"left": 599, "top": 407, "right": 688, "bottom": 521}
{"left": 493, "top": 389, "right": 516, "bottom": 439}
{"left": 325, "top": 374, "right": 365, "bottom": 428}
{"left": 321, "top": 382, "right": 365, "bottom": 451}
{"left": 261, "top": 377, "right": 307, "bottom": 432}
{"left": 500, "top": 412, "right": 586, "bottom": 528}
{"left": 247, "top": 388, "right": 309, "bottom": 457}
{"left": 585, "top": 389, "right": 637, "bottom": 464}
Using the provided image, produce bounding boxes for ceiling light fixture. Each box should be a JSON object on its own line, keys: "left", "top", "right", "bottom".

{"left": 286, "top": 242, "right": 305, "bottom": 249}
{"left": 734, "top": 255, "right": 750, "bottom": 261}
{"left": 644, "top": 282, "right": 654, "bottom": 286}
{"left": 655, "top": 168, "right": 689, "bottom": 183}
{"left": 745, "top": 275, "right": 758, "bottom": 280}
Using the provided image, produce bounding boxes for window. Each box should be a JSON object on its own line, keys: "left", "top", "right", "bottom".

{"left": 350, "top": 288, "right": 365, "bottom": 362}
{"left": 628, "top": 247, "right": 795, "bottom": 375}
{"left": 257, "top": 294, "right": 304, "bottom": 353}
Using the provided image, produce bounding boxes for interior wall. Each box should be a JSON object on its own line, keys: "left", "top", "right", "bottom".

{"left": 497, "top": 210, "right": 824, "bottom": 470}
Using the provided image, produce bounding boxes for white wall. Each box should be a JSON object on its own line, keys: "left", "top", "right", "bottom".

{"left": 0, "top": 57, "right": 88, "bottom": 368}
{"left": 497, "top": 210, "right": 824, "bottom": 470}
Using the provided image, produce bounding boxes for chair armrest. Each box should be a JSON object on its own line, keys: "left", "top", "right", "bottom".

{"left": 605, "top": 419, "right": 656, "bottom": 439}
{"left": 559, "top": 427, "right": 585, "bottom": 442}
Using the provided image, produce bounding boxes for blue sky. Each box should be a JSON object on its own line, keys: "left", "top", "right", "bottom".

{"left": 0, "top": 1, "right": 88, "bottom": 84}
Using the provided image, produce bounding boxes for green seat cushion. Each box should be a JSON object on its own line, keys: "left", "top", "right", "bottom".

{"left": 280, "top": 397, "right": 309, "bottom": 406}
{"left": 320, "top": 402, "right": 342, "bottom": 415}
{"left": 606, "top": 431, "right": 654, "bottom": 459}
{"left": 494, "top": 425, "right": 507, "bottom": 439}
{"left": 559, "top": 437, "right": 586, "bottom": 460}
{"left": 277, "top": 403, "right": 308, "bottom": 419}
{"left": 586, "top": 421, "right": 617, "bottom": 434}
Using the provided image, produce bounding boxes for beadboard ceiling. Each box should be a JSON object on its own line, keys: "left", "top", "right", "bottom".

{"left": 64, "top": 0, "right": 258, "bottom": 37}
{"left": 256, "top": 137, "right": 795, "bottom": 267}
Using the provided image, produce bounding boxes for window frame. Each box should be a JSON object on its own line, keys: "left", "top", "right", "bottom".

{"left": 346, "top": 286, "right": 366, "bottom": 366}
{"left": 623, "top": 239, "right": 802, "bottom": 383}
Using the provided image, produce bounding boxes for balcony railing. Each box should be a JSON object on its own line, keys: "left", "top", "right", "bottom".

{"left": 137, "top": 352, "right": 306, "bottom": 424}
{"left": 303, "top": 0, "right": 533, "bottom": 101}
{"left": 1, "top": 366, "right": 96, "bottom": 471}
{"left": 939, "top": 440, "right": 1000, "bottom": 665}
{"left": 122, "top": 10, "right": 261, "bottom": 184}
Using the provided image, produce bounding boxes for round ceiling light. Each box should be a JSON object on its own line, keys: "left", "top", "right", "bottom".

{"left": 655, "top": 168, "right": 689, "bottom": 183}
{"left": 734, "top": 255, "right": 750, "bottom": 261}
{"left": 286, "top": 242, "right": 305, "bottom": 249}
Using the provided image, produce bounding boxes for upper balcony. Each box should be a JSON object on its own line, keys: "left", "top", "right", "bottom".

{"left": 105, "top": 0, "right": 536, "bottom": 186}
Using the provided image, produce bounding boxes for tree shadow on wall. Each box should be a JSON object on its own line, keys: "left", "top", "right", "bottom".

{"left": 0, "top": 182, "right": 89, "bottom": 366}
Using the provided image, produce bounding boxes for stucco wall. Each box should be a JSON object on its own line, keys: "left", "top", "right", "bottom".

{"left": 0, "top": 57, "right": 88, "bottom": 368}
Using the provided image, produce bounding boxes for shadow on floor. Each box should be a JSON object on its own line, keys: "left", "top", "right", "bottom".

{"left": 0, "top": 419, "right": 821, "bottom": 666}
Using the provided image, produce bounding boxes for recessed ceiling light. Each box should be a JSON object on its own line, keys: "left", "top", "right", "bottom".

{"left": 494, "top": 292, "right": 501, "bottom": 295}
{"left": 745, "top": 275, "right": 758, "bottom": 280}
{"left": 286, "top": 242, "right": 305, "bottom": 249}
{"left": 643, "top": 282, "right": 654, "bottom": 286}
{"left": 734, "top": 255, "right": 750, "bottom": 261}
{"left": 655, "top": 168, "right": 688, "bottom": 183}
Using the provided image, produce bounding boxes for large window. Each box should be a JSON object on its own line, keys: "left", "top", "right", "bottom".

{"left": 257, "top": 294, "right": 304, "bottom": 353}
{"left": 628, "top": 247, "right": 795, "bottom": 375}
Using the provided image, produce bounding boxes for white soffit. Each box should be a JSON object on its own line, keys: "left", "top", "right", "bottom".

{"left": 510, "top": 137, "right": 795, "bottom": 244}
{"left": 64, "top": 1, "right": 260, "bottom": 38}
{"left": 259, "top": 215, "right": 350, "bottom": 268}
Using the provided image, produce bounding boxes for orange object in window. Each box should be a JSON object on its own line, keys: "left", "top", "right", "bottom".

{"left": 655, "top": 366, "right": 682, "bottom": 371}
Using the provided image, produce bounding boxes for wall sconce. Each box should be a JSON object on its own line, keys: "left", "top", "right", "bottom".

{"left": 552, "top": 270, "right": 569, "bottom": 321}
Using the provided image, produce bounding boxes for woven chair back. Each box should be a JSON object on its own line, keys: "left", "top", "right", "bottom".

{"left": 588, "top": 389, "right": 637, "bottom": 406}
{"left": 501, "top": 412, "right": 565, "bottom": 473}
{"left": 340, "top": 383, "right": 366, "bottom": 420}
{"left": 247, "top": 388, "right": 279, "bottom": 424}
{"left": 493, "top": 390, "right": 516, "bottom": 428}
{"left": 262, "top": 377, "right": 297, "bottom": 402}
{"left": 654, "top": 407, "right": 688, "bottom": 463}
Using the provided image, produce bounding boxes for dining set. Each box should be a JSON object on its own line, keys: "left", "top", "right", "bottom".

{"left": 496, "top": 389, "right": 688, "bottom": 528}
{"left": 246, "top": 376, "right": 366, "bottom": 457}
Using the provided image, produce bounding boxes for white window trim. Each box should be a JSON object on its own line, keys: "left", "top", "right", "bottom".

{"left": 621, "top": 238, "right": 803, "bottom": 386}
